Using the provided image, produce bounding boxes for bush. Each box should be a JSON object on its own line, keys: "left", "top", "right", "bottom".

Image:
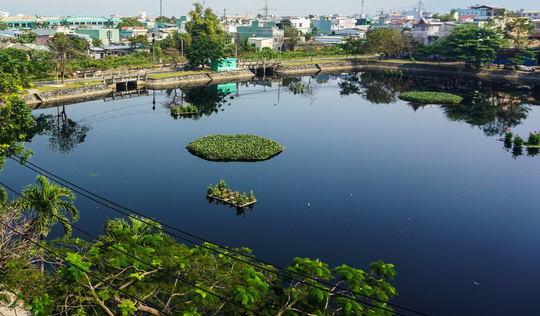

{"left": 186, "top": 135, "right": 285, "bottom": 161}
{"left": 398, "top": 91, "right": 463, "bottom": 104}
{"left": 528, "top": 133, "right": 540, "bottom": 146}
{"left": 514, "top": 136, "right": 524, "bottom": 147}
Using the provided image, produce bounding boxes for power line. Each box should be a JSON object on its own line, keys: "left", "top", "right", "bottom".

{"left": 0, "top": 181, "right": 264, "bottom": 316}
{"left": 0, "top": 218, "right": 163, "bottom": 314}
{"left": 3, "top": 153, "right": 429, "bottom": 315}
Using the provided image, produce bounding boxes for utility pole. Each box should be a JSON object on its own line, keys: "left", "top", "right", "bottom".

{"left": 261, "top": 0, "right": 271, "bottom": 19}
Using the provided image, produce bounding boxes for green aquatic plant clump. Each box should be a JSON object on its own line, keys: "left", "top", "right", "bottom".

{"left": 398, "top": 91, "right": 463, "bottom": 104}
{"left": 187, "top": 135, "right": 285, "bottom": 161}
{"left": 170, "top": 105, "right": 198, "bottom": 115}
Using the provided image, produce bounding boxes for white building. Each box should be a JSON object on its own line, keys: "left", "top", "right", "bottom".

{"left": 520, "top": 11, "right": 540, "bottom": 20}
{"left": 289, "top": 17, "right": 311, "bottom": 33}
{"left": 248, "top": 37, "right": 273, "bottom": 51}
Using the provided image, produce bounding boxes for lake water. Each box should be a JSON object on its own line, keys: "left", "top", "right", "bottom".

{"left": 3, "top": 73, "right": 540, "bottom": 315}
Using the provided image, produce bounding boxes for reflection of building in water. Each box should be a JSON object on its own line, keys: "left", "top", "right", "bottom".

{"left": 104, "top": 88, "right": 149, "bottom": 102}
{"left": 214, "top": 83, "right": 237, "bottom": 94}
{"left": 316, "top": 75, "right": 330, "bottom": 84}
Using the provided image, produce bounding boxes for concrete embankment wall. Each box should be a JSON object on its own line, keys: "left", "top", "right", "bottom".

{"left": 23, "top": 62, "right": 539, "bottom": 106}
{"left": 143, "top": 69, "right": 255, "bottom": 89}
{"left": 23, "top": 84, "right": 112, "bottom": 106}
{"left": 276, "top": 60, "right": 540, "bottom": 84}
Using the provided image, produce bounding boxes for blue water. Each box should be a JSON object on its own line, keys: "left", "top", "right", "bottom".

{"left": 2, "top": 75, "right": 540, "bottom": 315}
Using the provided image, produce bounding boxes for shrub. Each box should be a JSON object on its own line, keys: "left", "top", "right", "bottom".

{"left": 398, "top": 91, "right": 463, "bottom": 104}
{"left": 514, "top": 136, "right": 524, "bottom": 147}
{"left": 528, "top": 133, "right": 540, "bottom": 146}
{"left": 236, "top": 195, "right": 246, "bottom": 206}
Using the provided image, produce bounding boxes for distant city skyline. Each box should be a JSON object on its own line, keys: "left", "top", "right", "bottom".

{"left": 1, "top": 0, "right": 535, "bottom": 18}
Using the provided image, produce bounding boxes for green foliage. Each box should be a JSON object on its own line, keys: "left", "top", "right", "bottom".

{"left": 514, "top": 136, "right": 524, "bottom": 147}
{"left": 504, "top": 14, "right": 534, "bottom": 49}
{"left": 508, "top": 50, "right": 536, "bottom": 66}
{"left": 398, "top": 91, "right": 463, "bottom": 104}
{"left": 436, "top": 24, "right": 505, "bottom": 67}
{"left": 48, "top": 33, "right": 75, "bottom": 83}
{"left": 28, "top": 294, "right": 53, "bottom": 316}
{"left": 185, "top": 3, "right": 226, "bottom": 68}
{"left": 117, "top": 18, "right": 144, "bottom": 29}
{"left": 127, "top": 34, "right": 149, "bottom": 49}
{"left": 0, "top": 96, "right": 35, "bottom": 172}
{"left": 118, "top": 299, "right": 138, "bottom": 315}
{"left": 383, "top": 69, "right": 403, "bottom": 79}
{"left": 365, "top": 28, "right": 406, "bottom": 59}
{"left": 528, "top": 132, "right": 540, "bottom": 146}
{"left": 187, "top": 134, "right": 285, "bottom": 161}
{"left": 171, "top": 104, "right": 198, "bottom": 115}
{"left": 12, "top": 175, "right": 79, "bottom": 239}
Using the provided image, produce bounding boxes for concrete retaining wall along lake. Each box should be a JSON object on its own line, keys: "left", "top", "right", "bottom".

{"left": 23, "top": 84, "right": 112, "bottom": 106}
{"left": 276, "top": 59, "right": 540, "bottom": 84}
{"left": 275, "top": 64, "right": 320, "bottom": 75}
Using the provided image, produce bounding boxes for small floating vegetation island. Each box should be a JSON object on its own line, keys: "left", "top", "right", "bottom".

{"left": 170, "top": 105, "right": 198, "bottom": 115}
{"left": 398, "top": 91, "right": 463, "bottom": 104}
{"left": 207, "top": 179, "right": 256, "bottom": 208}
{"left": 501, "top": 129, "right": 540, "bottom": 158}
{"left": 186, "top": 134, "right": 285, "bottom": 161}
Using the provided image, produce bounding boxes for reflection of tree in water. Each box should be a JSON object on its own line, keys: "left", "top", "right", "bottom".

{"left": 338, "top": 73, "right": 412, "bottom": 104}
{"left": 338, "top": 72, "right": 537, "bottom": 137}
{"left": 26, "top": 106, "right": 91, "bottom": 154}
{"left": 163, "top": 86, "right": 232, "bottom": 120}
{"left": 436, "top": 81, "right": 533, "bottom": 137}
{"left": 284, "top": 77, "right": 319, "bottom": 103}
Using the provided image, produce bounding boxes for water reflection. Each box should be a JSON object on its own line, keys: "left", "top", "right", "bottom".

{"left": 163, "top": 84, "right": 233, "bottom": 120}
{"left": 26, "top": 105, "right": 91, "bottom": 154}
{"left": 337, "top": 72, "right": 537, "bottom": 137}
{"left": 206, "top": 196, "right": 255, "bottom": 217}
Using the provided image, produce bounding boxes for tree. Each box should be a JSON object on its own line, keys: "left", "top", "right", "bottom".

{"left": 72, "top": 37, "right": 89, "bottom": 52}
{"left": 0, "top": 18, "right": 7, "bottom": 30}
{"left": 186, "top": 36, "right": 224, "bottom": 69}
{"left": 48, "top": 33, "right": 74, "bottom": 83}
{"left": 60, "top": 18, "right": 70, "bottom": 28}
{"left": 104, "top": 18, "right": 115, "bottom": 28}
{"left": 283, "top": 26, "right": 300, "bottom": 51}
{"left": 438, "top": 24, "right": 506, "bottom": 67}
{"left": 185, "top": 3, "right": 226, "bottom": 68}
{"left": 163, "top": 47, "right": 183, "bottom": 69}
{"left": 13, "top": 175, "right": 79, "bottom": 241}
{"left": 365, "top": 28, "right": 405, "bottom": 59}
{"left": 127, "top": 34, "right": 149, "bottom": 49}
{"left": 343, "top": 37, "right": 366, "bottom": 57}
{"left": 0, "top": 48, "right": 35, "bottom": 172}
{"left": 279, "top": 18, "right": 292, "bottom": 29}
{"left": 100, "top": 216, "right": 163, "bottom": 245}
{"left": 432, "top": 9, "right": 458, "bottom": 22}
{"left": 7, "top": 218, "right": 398, "bottom": 315}
{"left": 117, "top": 17, "right": 143, "bottom": 29}
{"left": 504, "top": 13, "right": 534, "bottom": 49}
{"left": 91, "top": 38, "right": 103, "bottom": 47}
{"left": 12, "top": 175, "right": 79, "bottom": 271}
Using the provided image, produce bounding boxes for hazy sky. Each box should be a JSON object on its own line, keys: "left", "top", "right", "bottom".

{"left": 0, "top": 0, "right": 534, "bottom": 17}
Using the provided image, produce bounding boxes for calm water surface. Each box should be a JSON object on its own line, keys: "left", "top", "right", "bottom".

{"left": 3, "top": 73, "right": 540, "bottom": 315}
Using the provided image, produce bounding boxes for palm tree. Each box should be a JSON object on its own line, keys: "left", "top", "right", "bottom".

{"left": 101, "top": 216, "right": 162, "bottom": 245}
{"left": 60, "top": 18, "right": 70, "bottom": 28}
{"left": 12, "top": 175, "right": 79, "bottom": 270}
{"left": 104, "top": 18, "right": 115, "bottom": 29}
{"left": 14, "top": 175, "right": 79, "bottom": 239}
